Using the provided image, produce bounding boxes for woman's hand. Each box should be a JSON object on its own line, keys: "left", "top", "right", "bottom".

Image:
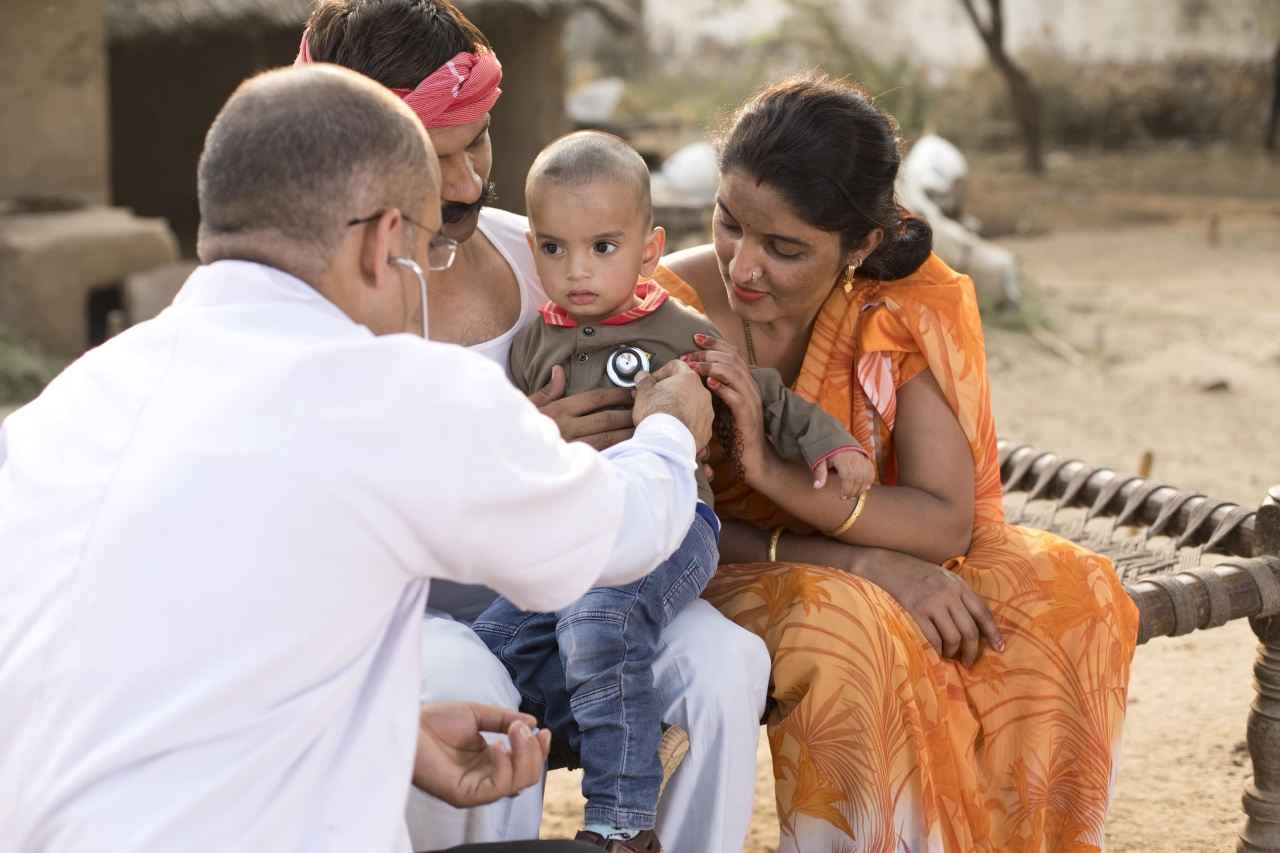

{"left": 680, "top": 334, "right": 774, "bottom": 482}
{"left": 721, "top": 522, "right": 1001, "bottom": 666}
{"left": 529, "top": 365, "right": 635, "bottom": 450}
{"left": 859, "top": 549, "right": 1003, "bottom": 667}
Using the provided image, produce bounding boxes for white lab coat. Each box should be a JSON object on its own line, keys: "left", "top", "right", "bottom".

{"left": 0, "top": 260, "right": 698, "bottom": 853}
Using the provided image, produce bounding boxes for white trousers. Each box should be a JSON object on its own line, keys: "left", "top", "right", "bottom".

{"left": 406, "top": 598, "right": 770, "bottom": 853}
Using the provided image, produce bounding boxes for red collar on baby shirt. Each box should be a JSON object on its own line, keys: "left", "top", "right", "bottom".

{"left": 538, "top": 280, "right": 669, "bottom": 328}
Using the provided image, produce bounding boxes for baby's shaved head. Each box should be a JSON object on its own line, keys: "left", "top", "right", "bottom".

{"left": 526, "top": 131, "right": 652, "bottom": 225}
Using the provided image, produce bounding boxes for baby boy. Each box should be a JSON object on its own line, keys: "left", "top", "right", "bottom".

{"left": 473, "top": 131, "right": 872, "bottom": 853}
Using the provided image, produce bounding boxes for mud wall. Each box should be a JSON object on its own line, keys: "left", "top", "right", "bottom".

{"left": 0, "top": 0, "right": 111, "bottom": 205}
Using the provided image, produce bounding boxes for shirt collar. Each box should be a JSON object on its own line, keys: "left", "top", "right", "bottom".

{"left": 172, "top": 260, "right": 355, "bottom": 327}
{"left": 538, "top": 280, "right": 669, "bottom": 328}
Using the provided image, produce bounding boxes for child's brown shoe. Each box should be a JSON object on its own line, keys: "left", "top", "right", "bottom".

{"left": 573, "top": 829, "right": 662, "bottom": 853}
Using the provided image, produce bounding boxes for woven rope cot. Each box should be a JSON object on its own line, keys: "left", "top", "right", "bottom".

{"left": 999, "top": 439, "right": 1280, "bottom": 852}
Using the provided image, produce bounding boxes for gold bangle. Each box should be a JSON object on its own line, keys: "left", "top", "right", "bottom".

{"left": 825, "top": 490, "right": 868, "bottom": 538}
{"left": 767, "top": 525, "right": 785, "bottom": 562}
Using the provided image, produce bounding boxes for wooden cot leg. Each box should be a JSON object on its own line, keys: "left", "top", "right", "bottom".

{"left": 1244, "top": 490, "right": 1280, "bottom": 851}
{"left": 1242, "top": 615, "right": 1280, "bottom": 852}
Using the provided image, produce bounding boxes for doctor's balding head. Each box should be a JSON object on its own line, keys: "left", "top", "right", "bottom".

{"left": 197, "top": 65, "right": 444, "bottom": 335}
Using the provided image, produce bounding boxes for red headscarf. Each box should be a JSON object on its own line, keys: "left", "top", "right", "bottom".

{"left": 294, "top": 33, "right": 502, "bottom": 128}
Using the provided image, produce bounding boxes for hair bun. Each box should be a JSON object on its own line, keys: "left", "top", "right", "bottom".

{"left": 861, "top": 214, "right": 933, "bottom": 281}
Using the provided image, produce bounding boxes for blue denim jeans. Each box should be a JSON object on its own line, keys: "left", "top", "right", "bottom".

{"left": 473, "top": 514, "right": 718, "bottom": 830}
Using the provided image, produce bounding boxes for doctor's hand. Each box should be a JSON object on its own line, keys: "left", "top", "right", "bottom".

{"left": 530, "top": 364, "right": 635, "bottom": 451}
{"left": 412, "top": 701, "right": 551, "bottom": 808}
{"left": 632, "top": 359, "right": 714, "bottom": 450}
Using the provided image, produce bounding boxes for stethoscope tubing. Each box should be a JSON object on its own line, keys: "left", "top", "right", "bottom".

{"left": 391, "top": 256, "right": 429, "bottom": 339}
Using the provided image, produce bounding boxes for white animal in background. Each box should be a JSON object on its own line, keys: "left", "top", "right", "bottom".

{"left": 651, "top": 141, "right": 720, "bottom": 202}
{"left": 901, "top": 134, "right": 1021, "bottom": 309}
{"left": 566, "top": 77, "right": 627, "bottom": 125}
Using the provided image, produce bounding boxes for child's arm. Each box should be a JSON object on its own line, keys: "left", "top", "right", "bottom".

{"left": 750, "top": 366, "right": 874, "bottom": 500}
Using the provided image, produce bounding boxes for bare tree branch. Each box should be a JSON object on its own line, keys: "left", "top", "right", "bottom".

{"left": 955, "top": 0, "right": 1043, "bottom": 172}
{"left": 957, "top": 0, "right": 985, "bottom": 44}
{"left": 958, "top": 0, "right": 999, "bottom": 53}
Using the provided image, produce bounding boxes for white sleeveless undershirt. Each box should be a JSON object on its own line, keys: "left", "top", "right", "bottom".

{"left": 464, "top": 207, "right": 548, "bottom": 369}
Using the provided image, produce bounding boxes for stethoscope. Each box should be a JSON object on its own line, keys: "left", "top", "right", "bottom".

{"left": 393, "top": 253, "right": 652, "bottom": 390}
{"left": 391, "top": 256, "right": 429, "bottom": 339}
{"left": 605, "top": 346, "right": 652, "bottom": 388}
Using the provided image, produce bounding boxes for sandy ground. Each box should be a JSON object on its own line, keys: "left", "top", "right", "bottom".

{"left": 539, "top": 158, "right": 1280, "bottom": 851}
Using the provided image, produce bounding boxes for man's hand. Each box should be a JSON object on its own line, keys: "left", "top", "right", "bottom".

{"left": 632, "top": 359, "right": 713, "bottom": 449}
{"left": 530, "top": 365, "right": 635, "bottom": 451}
{"left": 412, "top": 701, "right": 551, "bottom": 808}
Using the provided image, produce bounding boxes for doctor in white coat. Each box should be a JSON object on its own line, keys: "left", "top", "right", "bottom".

{"left": 0, "top": 65, "right": 712, "bottom": 853}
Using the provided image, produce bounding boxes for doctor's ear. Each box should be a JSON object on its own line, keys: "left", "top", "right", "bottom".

{"left": 640, "top": 226, "right": 666, "bottom": 277}
{"left": 355, "top": 209, "right": 404, "bottom": 291}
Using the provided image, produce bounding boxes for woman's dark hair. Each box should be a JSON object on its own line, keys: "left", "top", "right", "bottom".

{"left": 305, "top": 0, "right": 491, "bottom": 89}
{"left": 717, "top": 72, "right": 932, "bottom": 282}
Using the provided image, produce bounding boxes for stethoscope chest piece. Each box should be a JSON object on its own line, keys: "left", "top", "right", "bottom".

{"left": 605, "top": 346, "right": 652, "bottom": 388}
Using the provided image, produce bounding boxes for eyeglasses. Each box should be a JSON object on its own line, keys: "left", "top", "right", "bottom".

{"left": 346, "top": 210, "right": 459, "bottom": 271}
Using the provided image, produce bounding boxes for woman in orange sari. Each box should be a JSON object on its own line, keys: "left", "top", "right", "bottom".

{"left": 660, "top": 74, "right": 1139, "bottom": 852}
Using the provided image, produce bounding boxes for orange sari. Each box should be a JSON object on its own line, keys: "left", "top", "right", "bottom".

{"left": 654, "top": 257, "right": 1138, "bottom": 853}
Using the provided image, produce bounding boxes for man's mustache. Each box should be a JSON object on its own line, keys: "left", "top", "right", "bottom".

{"left": 441, "top": 183, "right": 498, "bottom": 224}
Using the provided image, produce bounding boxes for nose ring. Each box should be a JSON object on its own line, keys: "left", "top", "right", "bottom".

{"left": 751, "top": 270, "right": 758, "bottom": 283}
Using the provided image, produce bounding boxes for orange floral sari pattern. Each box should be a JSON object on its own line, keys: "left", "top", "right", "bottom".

{"left": 653, "top": 259, "right": 1138, "bottom": 853}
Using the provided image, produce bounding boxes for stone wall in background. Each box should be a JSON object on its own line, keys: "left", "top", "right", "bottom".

{"left": 0, "top": 0, "right": 110, "bottom": 205}
{"left": 644, "top": 0, "right": 1280, "bottom": 72}
{"left": 579, "top": 0, "right": 1278, "bottom": 152}
{"left": 0, "top": 207, "right": 178, "bottom": 359}
{"left": 930, "top": 53, "right": 1278, "bottom": 151}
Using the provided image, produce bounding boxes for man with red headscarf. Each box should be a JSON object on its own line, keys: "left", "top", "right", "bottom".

{"left": 298, "top": 2, "right": 770, "bottom": 851}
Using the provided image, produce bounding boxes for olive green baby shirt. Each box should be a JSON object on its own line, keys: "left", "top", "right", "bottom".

{"left": 508, "top": 286, "right": 863, "bottom": 506}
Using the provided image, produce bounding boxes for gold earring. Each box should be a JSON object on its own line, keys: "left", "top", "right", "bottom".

{"left": 843, "top": 258, "right": 861, "bottom": 293}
